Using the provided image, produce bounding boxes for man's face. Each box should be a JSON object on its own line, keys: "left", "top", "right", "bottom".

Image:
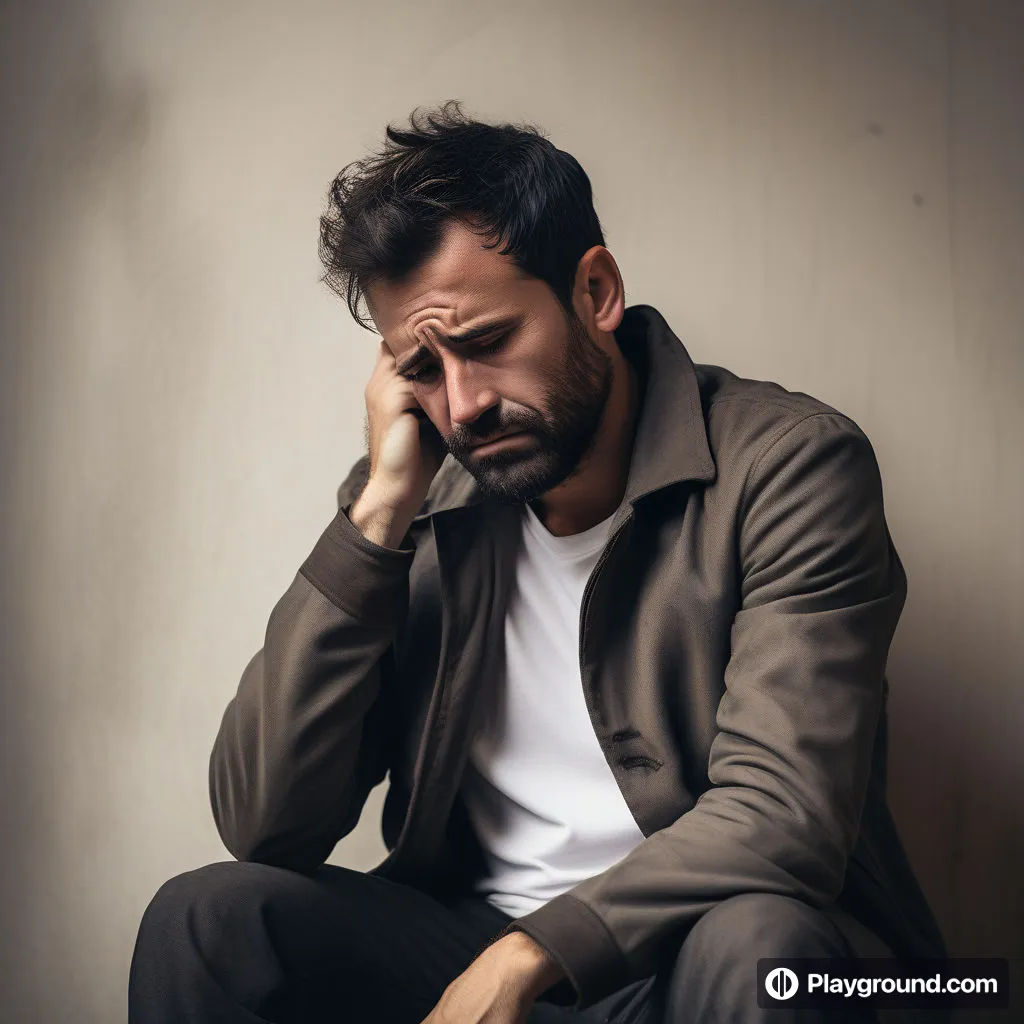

{"left": 366, "top": 220, "right": 614, "bottom": 503}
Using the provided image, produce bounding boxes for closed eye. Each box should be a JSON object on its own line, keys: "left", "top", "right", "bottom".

{"left": 477, "top": 332, "right": 510, "bottom": 356}
{"left": 404, "top": 363, "right": 441, "bottom": 385}
{"left": 403, "top": 333, "right": 510, "bottom": 385}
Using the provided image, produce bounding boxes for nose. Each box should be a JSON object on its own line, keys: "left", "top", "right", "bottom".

{"left": 444, "top": 358, "right": 499, "bottom": 427}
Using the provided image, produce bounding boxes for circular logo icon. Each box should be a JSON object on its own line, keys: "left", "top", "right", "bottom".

{"left": 765, "top": 967, "right": 800, "bottom": 1000}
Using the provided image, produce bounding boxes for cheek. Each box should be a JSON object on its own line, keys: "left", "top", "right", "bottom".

{"left": 522, "top": 374, "right": 553, "bottom": 405}
{"left": 509, "top": 370, "right": 555, "bottom": 414}
{"left": 489, "top": 357, "right": 552, "bottom": 408}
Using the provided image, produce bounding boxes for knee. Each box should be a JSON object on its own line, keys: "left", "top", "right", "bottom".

{"left": 135, "top": 860, "right": 288, "bottom": 956}
{"left": 681, "top": 892, "right": 850, "bottom": 965}
{"left": 659, "top": 895, "right": 851, "bottom": 1022}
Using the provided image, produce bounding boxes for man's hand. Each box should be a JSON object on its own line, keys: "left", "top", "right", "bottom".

{"left": 419, "top": 932, "right": 566, "bottom": 1024}
{"left": 349, "top": 340, "right": 447, "bottom": 547}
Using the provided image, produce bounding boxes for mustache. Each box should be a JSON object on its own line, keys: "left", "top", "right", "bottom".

{"left": 447, "top": 408, "right": 544, "bottom": 448}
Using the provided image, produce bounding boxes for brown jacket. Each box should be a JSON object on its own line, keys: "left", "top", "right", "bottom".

{"left": 210, "top": 304, "right": 946, "bottom": 1008}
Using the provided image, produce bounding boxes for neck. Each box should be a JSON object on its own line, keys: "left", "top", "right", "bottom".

{"left": 532, "top": 351, "right": 639, "bottom": 537}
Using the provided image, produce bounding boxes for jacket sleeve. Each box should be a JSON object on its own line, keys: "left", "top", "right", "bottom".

{"left": 502, "top": 412, "right": 908, "bottom": 1008}
{"left": 209, "top": 455, "right": 415, "bottom": 871}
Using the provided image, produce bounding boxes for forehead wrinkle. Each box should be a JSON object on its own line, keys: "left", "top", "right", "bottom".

{"left": 385, "top": 303, "right": 456, "bottom": 373}
{"left": 403, "top": 297, "right": 502, "bottom": 344}
{"left": 377, "top": 301, "right": 449, "bottom": 356}
{"left": 389, "top": 305, "right": 457, "bottom": 361}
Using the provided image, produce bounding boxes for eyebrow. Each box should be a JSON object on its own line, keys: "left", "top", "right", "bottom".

{"left": 395, "top": 316, "right": 520, "bottom": 375}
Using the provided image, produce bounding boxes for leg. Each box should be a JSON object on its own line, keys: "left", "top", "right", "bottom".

{"left": 660, "top": 893, "right": 875, "bottom": 1024}
{"left": 128, "top": 859, "right": 513, "bottom": 1024}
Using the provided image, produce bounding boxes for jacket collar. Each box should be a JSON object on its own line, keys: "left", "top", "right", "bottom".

{"left": 412, "top": 303, "right": 716, "bottom": 522}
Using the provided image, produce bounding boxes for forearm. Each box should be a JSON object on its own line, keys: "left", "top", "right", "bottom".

{"left": 210, "top": 504, "right": 415, "bottom": 868}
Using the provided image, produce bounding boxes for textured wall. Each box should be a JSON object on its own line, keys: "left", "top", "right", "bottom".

{"left": 1, "top": 1, "right": 1020, "bottom": 1020}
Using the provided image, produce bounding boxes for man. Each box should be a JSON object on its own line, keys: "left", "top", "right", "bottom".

{"left": 129, "top": 101, "right": 946, "bottom": 1023}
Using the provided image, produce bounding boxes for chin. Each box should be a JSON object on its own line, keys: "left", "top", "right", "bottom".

{"left": 472, "top": 454, "right": 575, "bottom": 504}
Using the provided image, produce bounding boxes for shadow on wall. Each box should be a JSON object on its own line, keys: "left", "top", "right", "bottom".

{"left": 0, "top": 3, "right": 221, "bottom": 1020}
{"left": 885, "top": 578, "right": 1023, "bottom": 1010}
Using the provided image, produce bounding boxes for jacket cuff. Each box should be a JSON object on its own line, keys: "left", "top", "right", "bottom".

{"left": 499, "top": 893, "right": 631, "bottom": 1009}
{"left": 298, "top": 504, "right": 414, "bottom": 625}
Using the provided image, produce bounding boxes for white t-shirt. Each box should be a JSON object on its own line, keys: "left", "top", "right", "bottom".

{"left": 459, "top": 502, "right": 647, "bottom": 918}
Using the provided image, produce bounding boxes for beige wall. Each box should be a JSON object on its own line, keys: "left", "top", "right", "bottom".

{"left": 1, "top": 1, "right": 1020, "bottom": 1020}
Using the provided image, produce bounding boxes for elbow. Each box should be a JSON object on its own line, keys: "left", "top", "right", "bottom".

{"left": 210, "top": 797, "right": 337, "bottom": 873}
{"left": 208, "top": 756, "right": 354, "bottom": 874}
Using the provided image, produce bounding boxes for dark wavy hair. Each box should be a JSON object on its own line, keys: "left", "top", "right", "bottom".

{"left": 318, "top": 100, "right": 606, "bottom": 331}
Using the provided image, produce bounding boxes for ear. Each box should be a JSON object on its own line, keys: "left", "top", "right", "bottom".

{"left": 573, "top": 245, "right": 625, "bottom": 335}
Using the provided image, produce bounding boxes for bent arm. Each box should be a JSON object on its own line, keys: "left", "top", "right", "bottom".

{"left": 503, "top": 413, "right": 907, "bottom": 1007}
{"left": 209, "top": 456, "right": 415, "bottom": 871}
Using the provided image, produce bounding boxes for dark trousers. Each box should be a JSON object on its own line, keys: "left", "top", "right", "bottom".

{"left": 128, "top": 860, "right": 878, "bottom": 1023}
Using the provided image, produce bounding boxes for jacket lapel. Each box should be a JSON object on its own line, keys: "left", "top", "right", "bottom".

{"left": 397, "top": 500, "right": 522, "bottom": 874}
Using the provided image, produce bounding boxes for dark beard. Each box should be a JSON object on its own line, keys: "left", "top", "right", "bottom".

{"left": 444, "top": 307, "right": 614, "bottom": 503}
